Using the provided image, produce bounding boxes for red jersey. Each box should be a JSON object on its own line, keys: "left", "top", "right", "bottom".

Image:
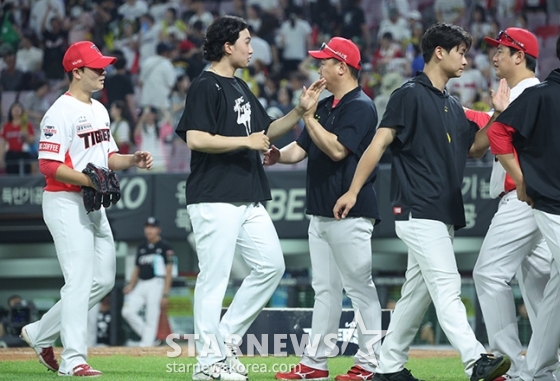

{"left": 0, "top": 121, "right": 35, "bottom": 152}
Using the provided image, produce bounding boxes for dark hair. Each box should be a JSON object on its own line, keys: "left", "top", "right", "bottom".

{"left": 34, "top": 79, "right": 48, "bottom": 91}
{"left": 166, "top": 7, "right": 177, "bottom": 19}
{"left": 67, "top": 67, "right": 85, "bottom": 82}
{"left": 203, "top": 16, "right": 248, "bottom": 62}
{"left": 421, "top": 23, "right": 472, "bottom": 63}
{"left": 348, "top": 65, "right": 360, "bottom": 80}
{"left": 112, "top": 100, "right": 132, "bottom": 123}
{"left": 8, "top": 102, "right": 24, "bottom": 122}
{"left": 506, "top": 47, "right": 537, "bottom": 72}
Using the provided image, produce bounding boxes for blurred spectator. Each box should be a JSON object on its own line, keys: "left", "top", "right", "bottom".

{"left": 447, "top": 55, "right": 488, "bottom": 107}
{"left": 134, "top": 107, "right": 168, "bottom": 172}
{"left": 105, "top": 52, "right": 137, "bottom": 124}
{"left": 172, "top": 39, "right": 204, "bottom": 80}
{"left": 118, "top": 0, "right": 149, "bottom": 22}
{"left": 149, "top": 0, "right": 176, "bottom": 23}
{"left": 410, "top": 44, "right": 425, "bottom": 74}
{"left": 470, "top": 5, "right": 493, "bottom": 48}
{"left": 0, "top": 3, "right": 22, "bottom": 52}
{"left": 372, "top": 32, "right": 403, "bottom": 75}
{"left": 339, "top": 0, "right": 370, "bottom": 51}
{"left": 65, "top": 4, "right": 94, "bottom": 45}
{"left": 21, "top": 80, "right": 50, "bottom": 132}
{"left": 16, "top": 33, "right": 44, "bottom": 74}
{"left": 110, "top": 100, "right": 132, "bottom": 155}
{"left": 91, "top": 0, "right": 117, "bottom": 48}
{"left": 277, "top": 7, "right": 312, "bottom": 76}
{"left": 139, "top": 42, "right": 176, "bottom": 110}
{"left": 29, "top": 0, "right": 65, "bottom": 40}
{"left": 138, "top": 13, "right": 160, "bottom": 64}
{"left": 0, "top": 102, "right": 36, "bottom": 175}
{"left": 378, "top": 7, "right": 411, "bottom": 43}
{"left": 246, "top": 4, "right": 262, "bottom": 39}
{"left": 87, "top": 295, "right": 112, "bottom": 347}
{"left": 169, "top": 74, "right": 189, "bottom": 128}
{"left": 230, "top": 0, "right": 247, "bottom": 18}
{"left": 267, "top": 86, "right": 301, "bottom": 149}
{"left": 41, "top": 14, "right": 67, "bottom": 85}
{"left": 247, "top": 0, "right": 280, "bottom": 13}
{"left": 113, "top": 20, "right": 139, "bottom": 73}
{"left": 374, "top": 72, "right": 403, "bottom": 128}
{"left": 381, "top": 0, "right": 410, "bottom": 20}
{"left": 159, "top": 7, "right": 187, "bottom": 43}
{"left": 248, "top": 25, "right": 272, "bottom": 69}
{"left": 187, "top": 0, "right": 213, "bottom": 32}
{"left": 0, "top": 45, "right": 26, "bottom": 91}
{"left": 434, "top": 0, "right": 466, "bottom": 25}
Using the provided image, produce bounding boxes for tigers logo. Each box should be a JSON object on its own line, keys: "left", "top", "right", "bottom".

{"left": 43, "top": 126, "right": 57, "bottom": 139}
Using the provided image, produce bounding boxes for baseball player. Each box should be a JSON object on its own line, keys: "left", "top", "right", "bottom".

{"left": 464, "top": 28, "right": 556, "bottom": 381}
{"left": 487, "top": 35, "right": 560, "bottom": 381}
{"left": 333, "top": 23, "right": 510, "bottom": 381}
{"left": 122, "top": 217, "right": 175, "bottom": 347}
{"left": 269, "top": 37, "right": 382, "bottom": 381}
{"left": 175, "top": 16, "right": 325, "bottom": 381}
{"left": 20, "top": 41, "right": 153, "bottom": 377}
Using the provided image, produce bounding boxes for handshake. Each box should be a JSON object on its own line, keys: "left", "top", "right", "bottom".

{"left": 81, "top": 162, "right": 121, "bottom": 213}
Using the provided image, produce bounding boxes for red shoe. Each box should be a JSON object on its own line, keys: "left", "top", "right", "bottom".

{"left": 58, "top": 364, "right": 102, "bottom": 377}
{"left": 335, "top": 365, "right": 374, "bottom": 381}
{"left": 492, "top": 376, "right": 516, "bottom": 381}
{"left": 275, "top": 364, "right": 329, "bottom": 380}
{"left": 20, "top": 326, "right": 59, "bottom": 372}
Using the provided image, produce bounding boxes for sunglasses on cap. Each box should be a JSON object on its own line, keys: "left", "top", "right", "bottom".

{"left": 497, "top": 30, "right": 526, "bottom": 52}
{"left": 321, "top": 42, "right": 347, "bottom": 61}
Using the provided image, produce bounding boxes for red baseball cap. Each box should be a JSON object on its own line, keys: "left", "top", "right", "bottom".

{"left": 483, "top": 27, "right": 539, "bottom": 59}
{"left": 62, "top": 41, "right": 117, "bottom": 72}
{"left": 308, "top": 37, "right": 362, "bottom": 70}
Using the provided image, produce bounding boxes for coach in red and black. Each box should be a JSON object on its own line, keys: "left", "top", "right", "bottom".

{"left": 487, "top": 36, "right": 560, "bottom": 381}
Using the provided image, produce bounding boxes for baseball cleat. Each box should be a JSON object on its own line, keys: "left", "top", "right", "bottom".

{"left": 470, "top": 354, "right": 511, "bottom": 381}
{"left": 373, "top": 368, "right": 424, "bottom": 381}
{"left": 192, "top": 361, "right": 248, "bottom": 381}
{"left": 58, "top": 364, "right": 102, "bottom": 377}
{"left": 20, "top": 325, "right": 60, "bottom": 372}
{"left": 225, "top": 342, "right": 248, "bottom": 376}
{"left": 275, "top": 363, "right": 329, "bottom": 380}
{"left": 335, "top": 365, "right": 374, "bottom": 381}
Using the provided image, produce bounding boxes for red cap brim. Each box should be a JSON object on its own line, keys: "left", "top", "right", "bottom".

{"left": 86, "top": 55, "right": 117, "bottom": 69}
{"left": 309, "top": 50, "right": 336, "bottom": 61}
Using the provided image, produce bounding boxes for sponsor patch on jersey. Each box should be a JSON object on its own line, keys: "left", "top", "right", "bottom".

{"left": 43, "top": 126, "right": 57, "bottom": 139}
{"left": 393, "top": 206, "right": 402, "bottom": 215}
{"left": 39, "top": 141, "right": 60, "bottom": 153}
{"left": 76, "top": 123, "right": 93, "bottom": 132}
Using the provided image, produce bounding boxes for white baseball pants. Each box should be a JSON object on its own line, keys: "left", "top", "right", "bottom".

{"left": 473, "top": 191, "right": 552, "bottom": 378}
{"left": 187, "top": 202, "right": 285, "bottom": 366}
{"left": 301, "top": 216, "right": 382, "bottom": 372}
{"left": 25, "top": 191, "right": 116, "bottom": 373}
{"left": 521, "top": 210, "right": 560, "bottom": 381}
{"left": 122, "top": 277, "right": 165, "bottom": 346}
{"left": 376, "top": 218, "right": 486, "bottom": 377}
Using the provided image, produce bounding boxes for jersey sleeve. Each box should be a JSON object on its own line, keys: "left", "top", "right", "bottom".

{"left": 496, "top": 89, "right": 541, "bottom": 139}
{"left": 378, "top": 86, "right": 417, "bottom": 145}
{"left": 38, "top": 106, "right": 71, "bottom": 162}
{"left": 334, "top": 99, "right": 377, "bottom": 154}
{"left": 465, "top": 109, "right": 492, "bottom": 129}
{"left": 296, "top": 126, "right": 312, "bottom": 152}
{"left": 175, "top": 76, "right": 220, "bottom": 142}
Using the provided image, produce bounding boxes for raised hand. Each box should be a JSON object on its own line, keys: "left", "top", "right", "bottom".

{"left": 247, "top": 131, "right": 270, "bottom": 152}
{"left": 491, "top": 78, "right": 511, "bottom": 113}
{"left": 263, "top": 145, "right": 280, "bottom": 166}
{"left": 298, "top": 78, "right": 327, "bottom": 115}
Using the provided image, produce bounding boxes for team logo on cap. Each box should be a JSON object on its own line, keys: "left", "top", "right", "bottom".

{"left": 91, "top": 44, "right": 101, "bottom": 53}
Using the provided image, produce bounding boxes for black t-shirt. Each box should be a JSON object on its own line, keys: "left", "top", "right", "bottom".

{"left": 176, "top": 71, "right": 273, "bottom": 204}
{"left": 380, "top": 72, "right": 478, "bottom": 229}
{"left": 297, "top": 87, "right": 380, "bottom": 221}
{"left": 496, "top": 69, "right": 560, "bottom": 215}
{"left": 104, "top": 73, "right": 135, "bottom": 107}
{"left": 136, "top": 239, "right": 174, "bottom": 280}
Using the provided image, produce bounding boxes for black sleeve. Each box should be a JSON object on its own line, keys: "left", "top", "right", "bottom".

{"left": 135, "top": 247, "right": 141, "bottom": 267}
{"left": 334, "top": 99, "right": 377, "bottom": 154}
{"left": 175, "top": 76, "right": 220, "bottom": 142}
{"left": 163, "top": 241, "right": 175, "bottom": 265}
{"left": 378, "top": 85, "right": 417, "bottom": 145}
{"left": 296, "top": 126, "right": 312, "bottom": 152}
{"left": 496, "top": 88, "right": 541, "bottom": 139}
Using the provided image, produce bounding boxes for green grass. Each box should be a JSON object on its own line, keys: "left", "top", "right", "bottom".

{"left": 0, "top": 355, "right": 468, "bottom": 380}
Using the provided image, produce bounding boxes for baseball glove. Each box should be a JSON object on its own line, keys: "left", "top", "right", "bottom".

{"left": 81, "top": 163, "right": 121, "bottom": 213}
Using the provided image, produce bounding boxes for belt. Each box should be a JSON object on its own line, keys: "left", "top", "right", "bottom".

{"left": 499, "top": 189, "right": 516, "bottom": 198}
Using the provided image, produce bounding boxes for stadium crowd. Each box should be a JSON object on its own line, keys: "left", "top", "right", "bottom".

{"left": 0, "top": 0, "right": 559, "bottom": 175}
